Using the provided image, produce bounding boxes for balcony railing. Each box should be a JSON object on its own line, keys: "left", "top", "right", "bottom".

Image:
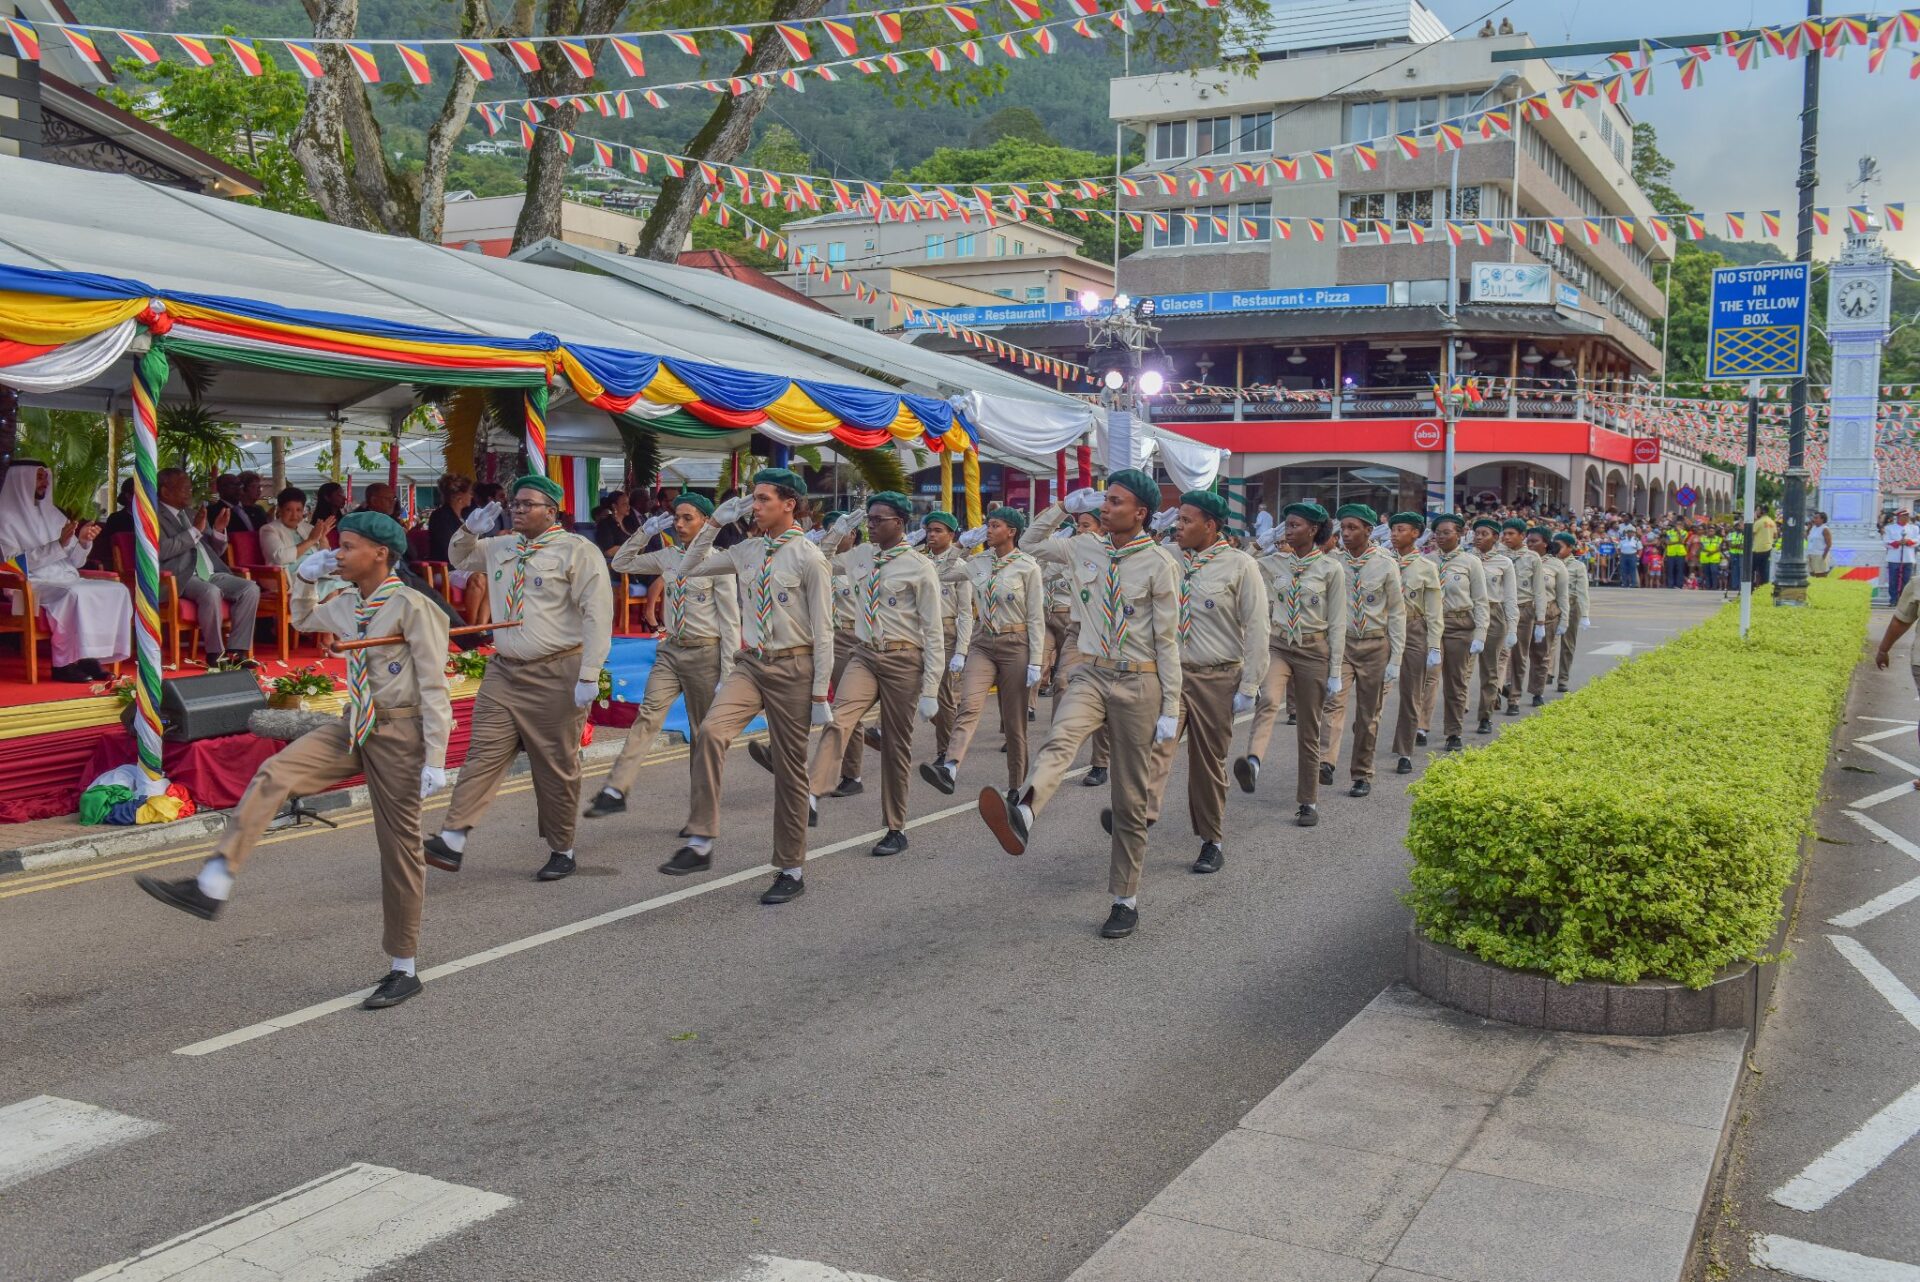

{"left": 1145, "top": 383, "right": 1629, "bottom": 428}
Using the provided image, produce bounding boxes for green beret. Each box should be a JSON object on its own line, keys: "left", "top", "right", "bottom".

{"left": 338, "top": 510, "right": 408, "bottom": 561}
{"left": 820, "top": 510, "right": 847, "bottom": 526}
{"left": 1180, "top": 490, "right": 1228, "bottom": 523}
{"left": 752, "top": 467, "right": 807, "bottom": 499}
{"left": 1551, "top": 531, "right": 1577, "bottom": 547}
{"left": 510, "top": 474, "right": 564, "bottom": 506}
{"left": 1473, "top": 517, "right": 1502, "bottom": 533}
{"left": 924, "top": 510, "right": 960, "bottom": 533}
{"left": 1107, "top": 468, "right": 1159, "bottom": 510}
{"left": 1432, "top": 512, "right": 1468, "bottom": 530}
{"left": 866, "top": 491, "right": 913, "bottom": 518}
{"left": 1283, "top": 502, "right": 1329, "bottom": 526}
{"left": 1501, "top": 517, "right": 1529, "bottom": 532}
{"left": 1389, "top": 511, "right": 1427, "bottom": 531}
{"left": 1335, "top": 502, "right": 1378, "bottom": 526}
{"left": 672, "top": 492, "right": 714, "bottom": 516}
{"left": 985, "top": 506, "right": 1027, "bottom": 531}
{"left": 1527, "top": 526, "right": 1552, "bottom": 541}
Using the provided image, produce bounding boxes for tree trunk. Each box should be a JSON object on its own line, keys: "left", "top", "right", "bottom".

{"left": 417, "top": 0, "right": 533, "bottom": 243}
{"left": 508, "top": 0, "right": 632, "bottom": 252}
{"left": 631, "top": 0, "right": 830, "bottom": 263}
{"left": 290, "top": 0, "right": 418, "bottom": 235}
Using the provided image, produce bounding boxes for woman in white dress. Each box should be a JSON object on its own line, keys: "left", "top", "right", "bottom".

{"left": 0, "top": 461, "right": 132, "bottom": 681}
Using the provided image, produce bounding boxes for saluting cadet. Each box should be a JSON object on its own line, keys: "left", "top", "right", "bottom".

{"left": 588, "top": 493, "right": 741, "bottom": 818}
{"left": 1419, "top": 514, "right": 1489, "bottom": 753}
{"left": 920, "top": 511, "right": 973, "bottom": 766}
{"left": 1238, "top": 502, "right": 1347, "bottom": 827}
{"left": 1388, "top": 513, "right": 1443, "bottom": 776}
{"left": 922, "top": 507, "right": 1045, "bottom": 795}
{"left": 772, "top": 512, "right": 866, "bottom": 796}
{"left": 1526, "top": 527, "right": 1570, "bottom": 705}
{"left": 1141, "top": 490, "right": 1268, "bottom": 872}
{"left": 1500, "top": 518, "right": 1543, "bottom": 716}
{"left": 1023, "top": 508, "right": 1111, "bottom": 787}
{"left": 137, "top": 512, "right": 452, "bottom": 1011}
{"left": 1471, "top": 518, "right": 1520, "bottom": 736}
{"left": 979, "top": 471, "right": 1181, "bottom": 939}
{"left": 662, "top": 469, "right": 835, "bottom": 904}
{"left": 808, "top": 494, "right": 946, "bottom": 857}
{"left": 1320, "top": 503, "right": 1404, "bottom": 798}
{"left": 1552, "top": 532, "right": 1592, "bottom": 692}
{"left": 428, "top": 475, "right": 610, "bottom": 882}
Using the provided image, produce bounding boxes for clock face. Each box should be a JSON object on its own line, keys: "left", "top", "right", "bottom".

{"left": 1838, "top": 278, "right": 1881, "bottom": 320}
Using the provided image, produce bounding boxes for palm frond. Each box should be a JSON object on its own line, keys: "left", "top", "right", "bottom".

{"left": 614, "top": 417, "right": 661, "bottom": 493}
{"left": 830, "top": 443, "right": 908, "bottom": 495}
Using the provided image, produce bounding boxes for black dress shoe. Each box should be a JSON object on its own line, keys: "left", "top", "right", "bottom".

{"left": 1556, "top": 683, "right": 1569, "bottom": 693}
{"left": 1098, "top": 808, "right": 1155, "bottom": 836}
{"left": 1193, "top": 841, "right": 1223, "bottom": 874}
{"left": 1082, "top": 766, "right": 1108, "bottom": 787}
{"left": 1318, "top": 760, "right": 1335, "bottom": 787}
{"left": 760, "top": 871, "right": 806, "bottom": 904}
{"left": 136, "top": 874, "right": 221, "bottom": 920}
{"left": 808, "top": 797, "right": 818, "bottom": 828}
{"left": 583, "top": 789, "right": 626, "bottom": 818}
{"left": 1476, "top": 718, "right": 1493, "bottom": 735}
{"left": 363, "top": 970, "right": 422, "bottom": 1009}
{"left": 536, "top": 852, "right": 576, "bottom": 881}
{"left": 863, "top": 725, "right": 884, "bottom": 751}
{"left": 919, "top": 761, "right": 957, "bottom": 794}
{"left": 1027, "top": 707, "right": 1037, "bottom": 721}
{"left": 747, "top": 739, "right": 774, "bottom": 773}
{"left": 1505, "top": 703, "right": 1520, "bottom": 717}
{"left": 829, "top": 776, "right": 864, "bottom": 798}
{"left": 220, "top": 652, "right": 260, "bottom": 671}
{"left": 422, "top": 834, "right": 463, "bottom": 872}
{"left": 871, "top": 829, "right": 909, "bottom": 857}
{"left": 1531, "top": 694, "right": 1544, "bottom": 707}
{"left": 51, "top": 662, "right": 90, "bottom": 683}
{"left": 1395, "top": 756, "right": 1412, "bottom": 775}
{"left": 1100, "top": 904, "right": 1138, "bottom": 938}
{"left": 1296, "top": 804, "right": 1318, "bottom": 827}
{"left": 1349, "top": 779, "right": 1371, "bottom": 798}
{"left": 1444, "top": 735, "right": 1463, "bottom": 752}
{"left": 1286, "top": 712, "right": 1297, "bottom": 725}
{"left": 660, "top": 846, "right": 712, "bottom": 875}
{"left": 1414, "top": 729, "right": 1428, "bottom": 746}
{"left": 978, "top": 786, "right": 1029, "bottom": 856}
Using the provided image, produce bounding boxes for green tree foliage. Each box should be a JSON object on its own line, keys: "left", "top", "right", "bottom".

{"left": 966, "top": 105, "right": 1053, "bottom": 148}
{"left": 897, "top": 136, "right": 1141, "bottom": 264}
{"left": 17, "top": 409, "right": 116, "bottom": 517}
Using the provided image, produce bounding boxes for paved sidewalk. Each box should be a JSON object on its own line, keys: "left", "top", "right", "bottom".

{"left": 1069, "top": 985, "right": 1745, "bottom": 1282}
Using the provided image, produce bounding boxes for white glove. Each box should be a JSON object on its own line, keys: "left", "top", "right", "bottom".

{"left": 1384, "top": 664, "right": 1399, "bottom": 684}
{"left": 1152, "top": 714, "right": 1178, "bottom": 742}
{"left": 573, "top": 679, "right": 599, "bottom": 708}
{"left": 806, "top": 528, "right": 826, "bottom": 543}
{"left": 640, "top": 511, "right": 673, "bottom": 539}
{"left": 1580, "top": 616, "right": 1592, "bottom": 630}
{"left": 295, "top": 548, "right": 337, "bottom": 583}
{"left": 1025, "top": 664, "right": 1042, "bottom": 687}
{"left": 711, "top": 495, "right": 751, "bottom": 525}
{"left": 1063, "top": 487, "right": 1102, "bottom": 515}
{"left": 949, "top": 653, "right": 967, "bottom": 673}
{"left": 918, "top": 695, "right": 940, "bottom": 721}
{"left": 419, "top": 765, "right": 447, "bottom": 798}
{"left": 1504, "top": 633, "right": 1518, "bottom": 648}
{"left": 958, "top": 526, "right": 988, "bottom": 549}
{"left": 1051, "top": 524, "right": 1073, "bottom": 540}
{"left": 907, "top": 528, "right": 927, "bottom": 547}
{"left": 1150, "top": 507, "right": 1178, "bottom": 533}
{"left": 1556, "top": 625, "right": 1567, "bottom": 636}
{"left": 1470, "top": 639, "right": 1485, "bottom": 655}
{"left": 826, "top": 511, "right": 860, "bottom": 543}
{"left": 1326, "top": 675, "right": 1342, "bottom": 696}
{"left": 1426, "top": 647, "right": 1442, "bottom": 668}
{"left": 1254, "top": 530, "right": 1277, "bottom": 553}
{"left": 463, "top": 501, "right": 501, "bottom": 535}
{"left": 1532, "top": 624, "right": 1546, "bottom": 643}
{"left": 811, "top": 699, "right": 833, "bottom": 726}
{"left": 1232, "top": 691, "right": 1255, "bottom": 715}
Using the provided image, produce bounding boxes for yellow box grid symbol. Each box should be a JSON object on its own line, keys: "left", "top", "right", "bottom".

{"left": 1711, "top": 324, "right": 1802, "bottom": 376}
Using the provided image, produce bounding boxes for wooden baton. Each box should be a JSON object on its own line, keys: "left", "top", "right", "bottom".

{"left": 330, "top": 620, "right": 522, "bottom": 652}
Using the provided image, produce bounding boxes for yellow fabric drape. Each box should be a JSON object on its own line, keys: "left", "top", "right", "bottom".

{"left": 939, "top": 449, "right": 953, "bottom": 514}
{"left": 0, "top": 291, "right": 148, "bottom": 346}
{"left": 762, "top": 383, "right": 843, "bottom": 435}
{"left": 963, "top": 449, "right": 983, "bottom": 527}
{"left": 641, "top": 365, "right": 702, "bottom": 406}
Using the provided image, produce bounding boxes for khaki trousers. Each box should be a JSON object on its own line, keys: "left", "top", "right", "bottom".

{"left": 444, "top": 648, "right": 586, "bottom": 854}
{"left": 215, "top": 715, "right": 426, "bottom": 958}
{"left": 686, "top": 649, "right": 815, "bottom": 869}
{"left": 1528, "top": 608, "right": 1560, "bottom": 695}
{"left": 1052, "top": 624, "right": 1109, "bottom": 769}
{"left": 1477, "top": 608, "right": 1511, "bottom": 721}
{"left": 1247, "top": 632, "right": 1331, "bottom": 805}
{"left": 604, "top": 640, "right": 722, "bottom": 796}
{"left": 1321, "top": 633, "right": 1392, "bottom": 782}
{"left": 1042, "top": 610, "right": 1073, "bottom": 689}
{"left": 810, "top": 644, "right": 922, "bottom": 832}
{"left": 1556, "top": 602, "right": 1582, "bottom": 686}
{"left": 946, "top": 630, "right": 1032, "bottom": 789}
{"left": 827, "top": 630, "right": 866, "bottom": 779}
{"left": 1391, "top": 612, "right": 1431, "bottom": 757}
{"left": 933, "top": 625, "right": 961, "bottom": 760}
{"left": 1144, "top": 661, "right": 1239, "bottom": 842}
{"left": 1420, "top": 611, "right": 1477, "bottom": 737}
{"left": 1508, "top": 605, "right": 1536, "bottom": 700}
{"left": 1024, "top": 663, "right": 1160, "bottom": 896}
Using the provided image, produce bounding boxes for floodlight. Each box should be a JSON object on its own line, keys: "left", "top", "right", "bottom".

{"left": 1137, "top": 370, "right": 1165, "bottom": 397}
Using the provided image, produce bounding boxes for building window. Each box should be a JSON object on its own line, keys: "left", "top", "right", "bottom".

{"left": 925, "top": 234, "right": 946, "bottom": 259}
{"left": 827, "top": 242, "right": 846, "bottom": 264}
{"left": 1195, "top": 115, "right": 1232, "bottom": 157}
{"left": 1152, "top": 120, "right": 1188, "bottom": 161}
{"left": 1237, "top": 200, "right": 1271, "bottom": 242}
{"left": 1024, "top": 285, "right": 1046, "bottom": 302}
{"left": 1013, "top": 240, "right": 1025, "bottom": 255}
{"left": 1393, "top": 190, "right": 1433, "bottom": 228}
{"left": 863, "top": 239, "right": 876, "bottom": 251}
{"left": 1151, "top": 213, "right": 1188, "bottom": 249}
{"left": 798, "top": 244, "right": 819, "bottom": 263}
{"left": 1394, "top": 95, "right": 1439, "bottom": 133}
{"left": 1444, "top": 185, "right": 1481, "bottom": 220}
{"left": 851, "top": 317, "right": 876, "bottom": 330}
{"left": 1238, "top": 111, "right": 1273, "bottom": 152}
{"left": 955, "top": 232, "right": 977, "bottom": 256}
{"left": 1193, "top": 203, "right": 1231, "bottom": 245}
{"left": 994, "top": 234, "right": 1007, "bottom": 255}
{"left": 994, "top": 288, "right": 1015, "bottom": 298}
{"left": 1343, "top": 192, "right": 1387, "bottom": 223}
{"left": 1342, "top": 100, "right": 1390, "bottom": 143}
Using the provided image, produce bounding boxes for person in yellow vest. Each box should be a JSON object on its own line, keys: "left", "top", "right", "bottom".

{"left": 1698, "top": 527, "right": 1724, "bottom": 592}
{"left": 1320, "top": 503, "right": 1404, "bottom": 797}
{"left": 588, "top": 493, "right": 741, "bottom": 818}
{"left": 923, "top": 507, "right": 1045, "bottom": 795}
{"left": 1552, "top": 531, "right": 1593, "bottom": 692}
{"left": 1471, "top": 517, "right": 1520, "bottom": 735}
{"left": 138, "top": 511, "right": 452, "bottom": 1010}
{"left": 1024, "top": 508, "right": 1111, "bottom": 786}
{"left": 427, "top": 475, "right": 611, "bottom": 882}
{"left": 1663, "top": 522, "right": 1689, "bottom": 589}
{"left": 1238, "top": 502, "right": 1348, "bottom": 826}
{"left": 979, "top": 470, "right": 1182, "bottom": 939}
{"left": 1139, "top": 490, "right": 1267, "bottom": 871}
{"left": 918, "top": 512, "right": 973, "bottom": 766}
{"left": 1388, "top": 512, "right": 1443, "bottom": 775}
{"left": 1419, "top": 514, "right": 1489, "bottom": 752}
{"left": 1526, "top": 526, "right": 1570, "bottom": 703}
{"left": 1499, "top": 517, "right": 1541, "bottom": 716}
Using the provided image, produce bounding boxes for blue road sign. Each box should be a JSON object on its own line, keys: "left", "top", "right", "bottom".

{"left": 1676, "top": 485, "right": 1698, "bottom": 507}
{"left": 1707, "top": 264, "right": 1811, "bottom": 380}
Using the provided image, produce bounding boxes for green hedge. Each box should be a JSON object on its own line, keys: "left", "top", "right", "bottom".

{"left": 1405, "top": 580, "right": 1871, "bottom": 987}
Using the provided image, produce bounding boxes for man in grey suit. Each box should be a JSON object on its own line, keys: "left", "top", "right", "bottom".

{"left": 157, "top": 468, "right": 261, "bottom": 669}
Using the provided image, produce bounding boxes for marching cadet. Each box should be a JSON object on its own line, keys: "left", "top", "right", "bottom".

{"left": 1552, "top": 531, "right": 1592, "bottom": 692}
{"left": 1024, "top": 508, "right": 1111, "bottom": 788}
{"left": 1320, "top": 503, "right": 1404, "bottom": 798}
{"left": 1238, "top": 502, "right": 1346, "bottom": 827}
{"left": 137, "top": 512, "right": 451, "bottom": 1011}
{"left": 1388, "top": 513, "right": 1443, "bottom": 776}
{"left": 1419, "top": 514, "right": 1489, "bottom": 753}
{"left": 922, "top": 507, "right": 1045, "bottom": 795}
{"left": 807, "top": 494, "right": 945, "bottom": 857}
{"left": 979, "top": 471, "right": 1181, "bottom": 939}
{"left": 1471, "top": 518, "right": 1520, "bottom": 736}
{"left": 587, "top": 493, "right": 740, "bottom": 818}
{"left": 427, "top": 475, "right": 610, "bottom": 882}
{"left": 770, "top": 512, "right": 865, "bottom": 796}
{"left": 1141, "top": 491, "right": 1268, "bottom": 872}
{"left": 1499, "top": 518, "right": 1543, "bottom": 716}
{"left": 1525, "top": 527, "right": 1571, "bottom": 705}
{"left": 661, "top": 469, "right": 834, "bottom": 904}
{"left": 920, "top": 511, "right": 973, "bottom": 765}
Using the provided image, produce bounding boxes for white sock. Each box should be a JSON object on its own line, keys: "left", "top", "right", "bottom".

{"left": 604, "top": 787, "right": 624, "bottom": 800}
{"left": 809, "top": 794, "right": 819, "bottom": 809}
{"left": 686, "top": 836, "right": 713, "bottom": 853}
{"left": 196, "top": 856, "right": 234, "bottom": 901}
{"left": 437, "top": 827, "right": 467, "bottom": 853}
{"left": 783, "top": 866, "right": 803, "bottom": 880}
{"left": 1115, "top": 895, "right": 1137, "bottom": 909}
{"left": 552, "top": 848, "right": 573, "bottom": 859}
{"left": 389, "top": 956, "right": 416, "bottom": 976}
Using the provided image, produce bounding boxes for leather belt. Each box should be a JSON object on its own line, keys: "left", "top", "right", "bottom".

{"left": 862, "top": 639, "right": 923, "bottom": 654}
{"left": 980, "top": 624, "right": 1028, "bottom": 636}
{"left": 668, "top": 635, "right": 720, "bottom": 648}
{"left": 1184, "top": 659, "right": 1242, "bottom": 673}
{"left": 1090, "top": 657, "right": 1157, "bottom": 674}
{"left": 750, "top": 644, "right": 811, "bottom": 659}
{"left": 495, "top": 644, "right": 581, "bottom": 668}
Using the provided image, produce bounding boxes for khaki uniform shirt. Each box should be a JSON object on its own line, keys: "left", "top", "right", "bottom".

{"left": 1562, "top": 555, "right": 1591, "bottom": 615}
{"left": 1538, "top": 553, "right": 1572, "bottom": 622}
{"left": 1339, "top": 544, "right": 1407, "bottom": 670}
{"left": 1043, "top": 562, "right": 1076, "bottom": 613}
{"left": 610, "top": 534, "right": 742, "bottom": 680}
{"left": 1478, "top": 547, "right": 1520, "bottom": 636}
{"left": 294, "top": 575, "right": 453, "bottom": 769}
{"left": 1397, "top": 551, "right": 1444, "bottom": 653}
{"left": 1177, "top": 541, "right": 1270, "bottom": 698}
{"left": 831, "top": 541, "right": 946, "bottom": 700}
{"left": 1023, "top": 503, "right": 1183, "bottom": 717}
{"left": 1428, "top": 547, "right": 1490, "bottom": 643}
{"left": 451, "top": 525, "right": 612, "bottom": 682}
{"left": 1256, "top": 547, "right": 1348, "bottom": 675}
{"left": 926, "top": 545, "right": 975, "bottom": 660}
{"left": 1507, "top": 545, "right": 1544, "bottom": 612}
{"left": 677, "top": 523, "right": 836, "bottom": 698}
{"left": 960, "top": 548, "right": 1046, "bottom": 669}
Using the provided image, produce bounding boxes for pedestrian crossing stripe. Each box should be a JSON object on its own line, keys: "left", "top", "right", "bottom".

{"left": 0, "top": 1096, "right": 162, "bottom": 1191}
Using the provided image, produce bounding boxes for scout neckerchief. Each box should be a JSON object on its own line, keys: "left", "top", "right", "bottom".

{"left": 1178, "top": 539, "right": 1228, "bottom": 641}
{"left": 1278, "top": 547, "right": 1324, "bottom": 641}
{"left": 984, "top": 548, "right": 1026, "bottom": 624}
{"left": 862, "top": 542, "right": 912, "bottom": 641}
{"left": 347, "top": 574, "right": 403, "bottom": 749}
{"left": 506, "top": 523, "right": 564, "bottom": 622}
{"left": 1099, "top": 530, "right": 1156, "bottom": 657}
{"left": 1342, "top": 545, "right": 1374, "bottom": 634}
{"left": 754, "top": 527, "right": 803, "bottom": 644}
{"left": 662, "top": 538, "right": 691, "bottom": 638}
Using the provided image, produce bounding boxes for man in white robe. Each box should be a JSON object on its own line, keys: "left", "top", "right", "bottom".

{"left": 0, "top": 461, "right": 132, "bottom": 681}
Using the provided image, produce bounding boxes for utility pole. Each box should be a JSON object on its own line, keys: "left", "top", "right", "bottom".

{"left": 1775, "top": 0, "right": 1821, "bottom": 604}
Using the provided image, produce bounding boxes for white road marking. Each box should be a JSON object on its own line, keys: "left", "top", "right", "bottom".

{"left": 1856, "top": 726, "right": 1920, "bottom": 745}
{"left": 1853, "top": 780, "right": 1918, "bottom": 811}
{"left": 1830, "top": 935, "right": 1920, "bottom": 1034}
{"left": 1860, "top": 718, "right": 1920, "bottom": 726}
{"left": 0, "top": 1096, "right": 161, "bottom": 1191}
{"left": 1855, "top": 742, "right": 1920, "bottom": 776}
{"left": 1832, "top": 811, "right": 1920, "bottom": 928}
{"left": 1587, "top": 640, "right": 1641, "bottom": 656}
{"left": 722, "top": 1257, "right": 903, "bottom": 1282}
{"left": 1770, "top": 1081, "right": 1920, "bottom": 1213}
{"left": 74, "top": 1162, "right": 513, "bottom": 1280}
{"left": 1749, "top": 1234, "right": 1920, "bottom": 1281}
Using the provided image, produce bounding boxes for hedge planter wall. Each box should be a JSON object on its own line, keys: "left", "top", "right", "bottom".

{"left": 1405, "top": 581, "right": 1871, "bottom": 988}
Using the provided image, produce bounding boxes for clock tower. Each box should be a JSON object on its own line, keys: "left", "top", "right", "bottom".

{"left": 1818, "top": 194, "right": 1895, "bottom": 594}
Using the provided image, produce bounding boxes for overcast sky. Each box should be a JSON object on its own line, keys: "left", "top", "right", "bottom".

{"left": 1424, "top": 0, "right": 1916, "bottom": 259}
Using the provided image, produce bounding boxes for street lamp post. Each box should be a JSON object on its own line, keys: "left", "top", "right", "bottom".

{"left": 1777, "top": 0, "right": 1823, "bottom": 604}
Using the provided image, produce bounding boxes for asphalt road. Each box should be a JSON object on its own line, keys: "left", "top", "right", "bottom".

{"left": 1, "top": 588, "right": 1720, "bottom": 1282}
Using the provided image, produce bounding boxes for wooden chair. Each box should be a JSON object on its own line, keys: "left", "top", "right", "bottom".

{"left": 226, "top": 529, "right": 291, "bottom": 663}
{"left": 0, "top": 567, "right": 127, "bottom": 684}
{"left": 406, "top": 527, "right": 451, "bottom": 597}
{"left": 112, "top": 532, "right": 232, "bottom": 669}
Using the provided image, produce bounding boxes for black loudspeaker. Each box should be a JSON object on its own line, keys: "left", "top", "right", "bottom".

{"left": 157, "top": 669, "right": 269, "bottom": 743}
